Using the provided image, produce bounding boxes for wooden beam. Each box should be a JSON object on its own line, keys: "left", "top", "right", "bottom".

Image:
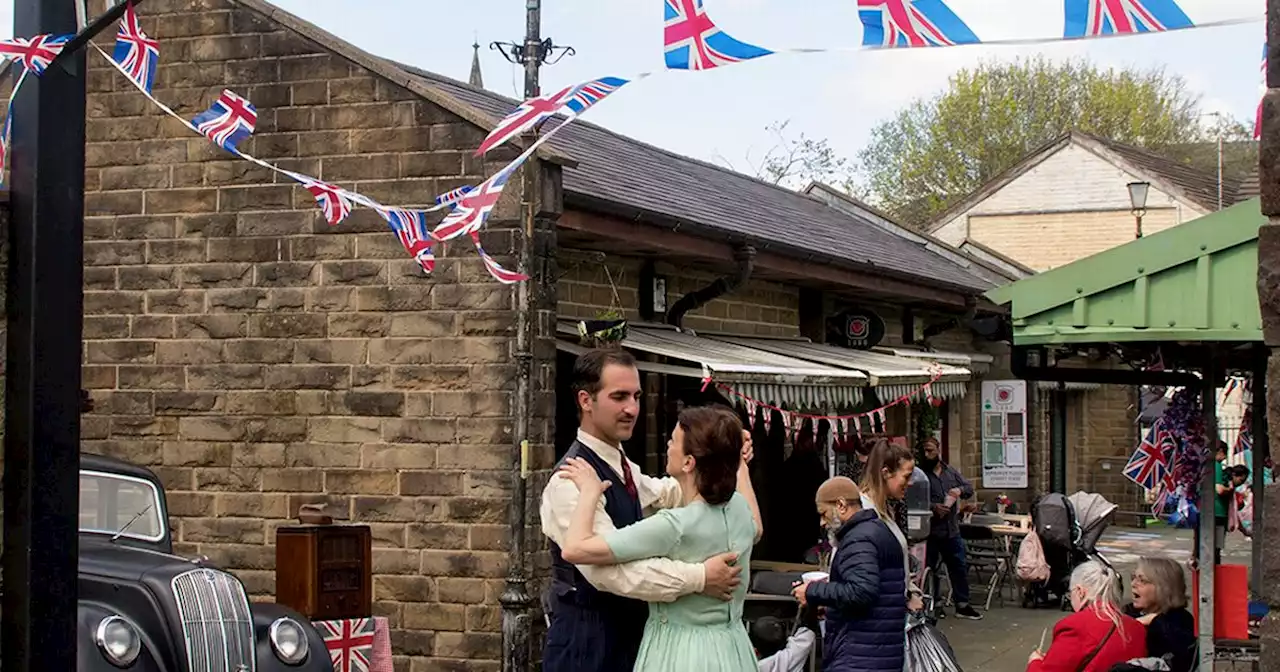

{"left": 558, "top": 210, "right": 973, "bottom": 308}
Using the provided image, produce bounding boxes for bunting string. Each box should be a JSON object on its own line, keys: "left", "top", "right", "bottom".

{"left": 0, "top": 0, "right": 1263, "bottom": 285}
{"left": 702, "top": 364, "right": 946, "bottom": 425}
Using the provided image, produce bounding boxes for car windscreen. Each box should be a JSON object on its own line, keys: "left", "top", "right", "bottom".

{"left": 79, "top": 470, "right": 165, "bottom": 542}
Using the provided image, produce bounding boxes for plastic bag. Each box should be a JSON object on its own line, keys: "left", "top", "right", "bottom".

{"left": 905, "top": 618, "right": 963, "bottom": 672}
{"left": 1016, "top": 530, "right": 1050, "bottom": 583}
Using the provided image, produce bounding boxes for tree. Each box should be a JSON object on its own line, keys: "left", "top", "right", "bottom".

{"left": 857, "top": 56, "right": 1209, "bottom": 227}
{"left": 718, "top": 120, "right": 857, "bottom": 192}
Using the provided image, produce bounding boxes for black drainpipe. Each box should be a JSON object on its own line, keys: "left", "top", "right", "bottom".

{"left": 667, "top": 245, "right": 756, "bottom": 328}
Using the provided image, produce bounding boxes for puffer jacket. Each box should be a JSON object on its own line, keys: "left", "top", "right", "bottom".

{"left": 805, "top": 509, "right": 906, "bottom": 672}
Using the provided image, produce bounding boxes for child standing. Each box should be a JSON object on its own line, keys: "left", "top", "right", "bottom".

{"left": 751, "top": 615, "right": 816, "bottom": 672}
{"left": 793, "top": 476, "right": 906, "bottom": 672}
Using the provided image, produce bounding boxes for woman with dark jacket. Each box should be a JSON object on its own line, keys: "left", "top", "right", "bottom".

{"left": 793, "top": 476, "right": 906, "bottom": 672}
{"left": 1122, "top": 557, "right": 1196, "bottom": 672}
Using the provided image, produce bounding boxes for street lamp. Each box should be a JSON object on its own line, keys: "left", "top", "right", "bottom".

{"left": 1127, "top": 181, "right": 1149, "bottom": 239}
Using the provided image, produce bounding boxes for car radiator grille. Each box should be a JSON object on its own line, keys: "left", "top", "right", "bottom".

{"left": 171, "top": 568, "right": 256, "bottom": 672}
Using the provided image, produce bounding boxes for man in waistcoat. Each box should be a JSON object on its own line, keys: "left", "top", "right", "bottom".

{"left": 539, "top": 348, "right": 744, "bottom": 671}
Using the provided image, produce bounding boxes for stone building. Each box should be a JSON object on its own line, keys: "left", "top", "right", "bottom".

{"left": 0, "top": 0, "right": 1133, "bottom": 668}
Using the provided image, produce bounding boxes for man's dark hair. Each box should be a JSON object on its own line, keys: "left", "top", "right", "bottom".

{"left": 1231, "top": 464, "right": 1251, "bottom": 481}
{"left": 1216, "top": 440, "right": 1230, "bottom": 456}
{"left": 571, "top": 348, "right": 637, "bottom": 401}
{"left": 749, "top": 615, "right": 789, "bottom": 658}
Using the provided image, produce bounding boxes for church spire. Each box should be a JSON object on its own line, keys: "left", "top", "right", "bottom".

{"left": 469, "top": 38, "right": 484, "bottom": 89}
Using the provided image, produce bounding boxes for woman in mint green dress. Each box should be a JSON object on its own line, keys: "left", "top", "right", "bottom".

{"left": 559, "top": 405, "right": 764, "bottom": 672}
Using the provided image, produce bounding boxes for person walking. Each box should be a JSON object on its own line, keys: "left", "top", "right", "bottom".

{"left": 539, "top": 350, "right": 744, "bottom": 672}
{"left": 919, "top": 437, "right": 982, "bottom": 620}
{"left": 793, "top": 476, "right": 906, "bottom": 672}
{"left": 557, "top": 405, "right": 764, "bottom": 671}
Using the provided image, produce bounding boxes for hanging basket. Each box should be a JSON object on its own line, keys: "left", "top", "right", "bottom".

{"left": 578, "top": 317, "right": 627, "bottom": 348}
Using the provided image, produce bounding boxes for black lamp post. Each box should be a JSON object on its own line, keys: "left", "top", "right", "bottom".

{"left": 1127, "top": 181, "right": 1150, "bottom": 239}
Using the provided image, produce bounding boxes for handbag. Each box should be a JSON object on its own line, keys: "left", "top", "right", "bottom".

{"left": 1075, "top": 623, "right": 1117, "bottom": 672}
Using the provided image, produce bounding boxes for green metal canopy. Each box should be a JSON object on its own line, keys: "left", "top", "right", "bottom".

{"left": 984, "top": 198, "right": 1265, "bottom": 346}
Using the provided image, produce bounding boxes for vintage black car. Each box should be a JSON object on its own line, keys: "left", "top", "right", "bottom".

{"left": 77, "top": 453, "right": 334, "bottom": 672}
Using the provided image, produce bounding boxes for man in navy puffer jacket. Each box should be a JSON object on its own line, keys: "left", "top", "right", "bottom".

{"left": 793, "top": 477, "right": 906, "bottom": 672}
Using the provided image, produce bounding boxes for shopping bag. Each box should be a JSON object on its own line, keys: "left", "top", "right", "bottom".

{"left": 905, "top": 619, "right": 963, "bottom": 672}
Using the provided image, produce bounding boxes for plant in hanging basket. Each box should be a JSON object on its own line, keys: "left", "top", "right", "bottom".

{"left": 578, "top": 310, "right": 627, "bottom": 348}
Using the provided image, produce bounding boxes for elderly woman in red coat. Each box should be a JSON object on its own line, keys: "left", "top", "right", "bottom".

{"left": 1027, "top": 560, "right": 1147, "bottom": 672}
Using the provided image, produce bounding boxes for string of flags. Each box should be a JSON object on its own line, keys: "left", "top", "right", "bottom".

{"left": 699, "top": 364, "right": 946, "bottom": 438}
{"left": 0, "top": 0, "right": 1262, "bottom": 284}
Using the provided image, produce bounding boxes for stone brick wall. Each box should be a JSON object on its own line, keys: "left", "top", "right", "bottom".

{"left": 67, "top": 1, "right": 547, "bottom": 668}
{"left": 557, "top": 251, "right": 800, "bottom": 337}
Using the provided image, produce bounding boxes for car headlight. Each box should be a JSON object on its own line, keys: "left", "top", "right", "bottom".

{"left": 95, "top": 615, "right": 141, "bottom": 667}
{"left": 269, "top": 617, "right": 309, "bottom": 665}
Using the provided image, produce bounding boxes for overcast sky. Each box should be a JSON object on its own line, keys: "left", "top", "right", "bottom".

{"left": 1, "top": 0, "right": 1267, "bottom": 182}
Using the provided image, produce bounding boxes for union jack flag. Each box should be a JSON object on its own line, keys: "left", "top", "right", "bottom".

{"left": 1257, "top": 44, "right": 1267, "bottom": 140}
{"left": 318, "top": 618, "right": 375, "bottom": 672}
{"left": 0, "top": 34, "right": 71, "bottom": 76}
{"left": 112, "top": 2, "right": 159, "bottom": 94}
{"left": 435, "top": 185, "right": 474, "bottom": 209}
{"left": 432, "top": 157, "right": 523, "bottom": 241}
{"left": 1125, "top": 419, "right": 1173, "bottom": 491}
{"left": 564, "top": 77, "right": 630, "bottom": 116}
{"left": 474, "top": 85, "right": 576, "bottom": 156}
{"left": 381, "top": 207, "right": 436, "bottom": 273}
{"left": 472, "top": 232, "right": 529, "bottom": 284}
{"left": 1063, "top": 0, "right": 1194, "bottom": 39}
{"left": 664, "top": 0, "right": 773, "bottom": 71}
{"left": 857, "top": 0, "right": 980, "bottom": 48}
{"left": 290, "top": 174, "right": 354, "bottom": 226}
{"left": 191, "top": 90, "right": 257, "bottom": 153}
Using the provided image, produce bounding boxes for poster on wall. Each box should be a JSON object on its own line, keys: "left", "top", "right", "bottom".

{"left": 981, "top": 380, "right": 1028, "bottom": 489}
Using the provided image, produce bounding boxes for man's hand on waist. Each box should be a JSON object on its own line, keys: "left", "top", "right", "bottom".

{"left": 700, "top": 552, "right": 742, "bottom": 601}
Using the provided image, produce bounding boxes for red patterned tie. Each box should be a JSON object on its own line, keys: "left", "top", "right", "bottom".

{"left": 618, "top": 449, "right": 638, "bottom": 498}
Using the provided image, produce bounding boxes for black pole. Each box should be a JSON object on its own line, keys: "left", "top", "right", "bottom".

{"left": 1050, "top": 388, "right": 1067, "bottom": 494}
{"left": 1251, "top": 347, "right": 1268, "bottom": 598}
{"left": 2, "top": 0, "right": 88, "bottom": 670}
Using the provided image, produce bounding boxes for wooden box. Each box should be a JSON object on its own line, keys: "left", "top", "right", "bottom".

{"left": 275, "top": 524, "right": 372, "bottom": 621}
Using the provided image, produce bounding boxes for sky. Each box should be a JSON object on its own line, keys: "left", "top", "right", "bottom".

{"left": 0, "top": 0, "right": 1267, "bottom": 185}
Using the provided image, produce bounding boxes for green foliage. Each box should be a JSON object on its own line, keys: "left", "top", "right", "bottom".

{"left": 857, "top": 56, "right": 1214, "bottom": 228}
{"left": 912, "top": 401, "right": 941, "bottom": 455}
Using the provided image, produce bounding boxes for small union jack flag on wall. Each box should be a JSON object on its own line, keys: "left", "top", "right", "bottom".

{"left": 288, "top": 174, "right": 354, "bottom": 226}
{"left": 112, "top": 2, "right": 160, "bottom": 94}
{"left": 663, "top": 0, "right": 773, "bottom": 71}
{"left": 435, "top": 185, "right": 474, "bottom": 209}
{"left": 856, "top": 0, "right": 980, "bottom": 48}
{"left": 192, "top": 90, "right": 258, "bottom": 153}
{"left": 433, "top": 158, "right": 523, "bottom": 241}
{"left": 472, "top": 232, "right": 529, "bottom": 284}
{"left": 1064, "top": 0, "right": 1193, "bottom": 39}
{"left": 0, "top": 34, "right": 71, "bottom": 76}
{"left": 380, "top": 207, "right": 436, "bottom": 273}
{"left": 564, "top": 77, "right": 630, "bottom": 116}
{"left": 318, "top": 618, "right": 375, "bottom": 672}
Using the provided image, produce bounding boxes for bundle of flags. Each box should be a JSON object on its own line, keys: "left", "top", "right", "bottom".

{"left": 1124, "top": 418, "right": 1179, "bottom": 509}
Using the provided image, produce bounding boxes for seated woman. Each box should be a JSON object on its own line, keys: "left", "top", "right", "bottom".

{"left": 1027, "top": 560, "right": 1147, "bottom": 672}
{"left": 558, "top": 405, "right": 764, "bottom": 672}
{"left": 1123, "top": 557, "right": 1195, "bottom": 672}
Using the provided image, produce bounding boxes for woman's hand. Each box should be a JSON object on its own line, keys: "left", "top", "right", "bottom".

{"left": 741, "top": 430, "right": 754, "bottom": 465}
{"left": 1028, "top": 650, "right": 1044, "bottom": 663}
{"left": 558, "top": 457, "right": 611, "bottom": 496}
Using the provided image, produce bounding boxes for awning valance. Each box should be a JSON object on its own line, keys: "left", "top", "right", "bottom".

{"left": 556, "top": 322, "right": 867, "bottom": 410}
{"left": 705, "top": 336, "right": 972, "bottom": 401}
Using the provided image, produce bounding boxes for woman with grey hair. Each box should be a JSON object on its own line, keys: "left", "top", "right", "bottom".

{"left": 1123, "top": 557, "right": 1195, "bottom": 672}
{"left": 1027, "top": 560, "right": 1147, "bottom": 672}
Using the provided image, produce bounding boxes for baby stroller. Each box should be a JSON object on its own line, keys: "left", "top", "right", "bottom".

{"left": 1023, "top": 491, "right": 1118, "bottom": 609}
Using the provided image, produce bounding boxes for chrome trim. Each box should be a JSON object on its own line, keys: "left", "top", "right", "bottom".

{"left": 170, "top": 568, "right": 256, "bottom": 672}
{"left": 268, "top": 617, "right": 309, "bottom": 665}
{"left": 94, "top": 615, "right": 141, "bottom": 668}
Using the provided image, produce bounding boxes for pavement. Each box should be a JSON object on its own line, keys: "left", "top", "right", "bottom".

{"left": 934, "top": 522, "right": 1254, "bottom": 671}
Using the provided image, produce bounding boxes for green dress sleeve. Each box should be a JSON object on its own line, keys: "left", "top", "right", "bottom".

{"left": 604, "top": 508, "right": 685, "bottom": 564}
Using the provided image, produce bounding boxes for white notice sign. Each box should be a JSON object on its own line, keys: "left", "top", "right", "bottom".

{"left": 981, "top": 380, "right": 1029, "bottom": 489}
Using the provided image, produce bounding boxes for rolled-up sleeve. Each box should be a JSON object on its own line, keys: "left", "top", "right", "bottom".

{"left": 538, "top": 475, "right": 705, "bottom": 603}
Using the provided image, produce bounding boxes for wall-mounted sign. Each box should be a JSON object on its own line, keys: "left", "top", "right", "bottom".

{"left": 828, "top": 308, "right": 885, "bottom": 350}
{"left": 981, "top": 380, "right": 1028, "bottom": 489}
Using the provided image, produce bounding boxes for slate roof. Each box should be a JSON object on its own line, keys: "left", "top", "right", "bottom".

{"left": 1086, "top": 134, "right": 1239, "bottom": 211}
{"left": 393, "top": 65, "right": 992, "bottom": 293}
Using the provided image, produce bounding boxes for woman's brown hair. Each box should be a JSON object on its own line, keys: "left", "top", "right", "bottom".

{"left": 1135, "top": 556, "right": 1188, "bottom": 612}
{"left": 859, "top": 440, "right": 914, "bottom": 522}
{"left": 678, "top": 405, "right": 744, "bottom": 506}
